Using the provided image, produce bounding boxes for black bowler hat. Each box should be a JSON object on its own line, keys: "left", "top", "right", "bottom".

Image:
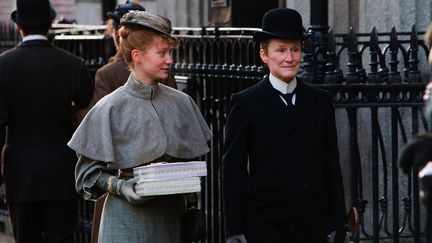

{"left": 253, "top": 8, "right": 310, "bottom": 43}
{"left": 106, "top": 2, "right": 145, "bottom": 22}
{"left": 11, "top": 0, "right": 56, "bottom": 26}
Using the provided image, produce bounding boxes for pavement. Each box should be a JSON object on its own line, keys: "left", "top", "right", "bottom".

{"left": 0, "top": 212, "right": 14, "bottom": 243}
{"left": 0, "top": 232, "right": 14, "bottom": 243}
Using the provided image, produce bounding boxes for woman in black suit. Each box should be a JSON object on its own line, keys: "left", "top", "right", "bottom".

{"left": 223, "top": 8, "right": 346, "bottom": 243}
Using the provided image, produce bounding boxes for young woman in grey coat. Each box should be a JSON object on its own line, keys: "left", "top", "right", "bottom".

{"left": 68, "top": 10, "right": 212, "bottom": 243}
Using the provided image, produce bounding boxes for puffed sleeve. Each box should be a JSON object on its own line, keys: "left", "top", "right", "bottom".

{"left": 75, "top": 155, "right": 115, "bottom": 201}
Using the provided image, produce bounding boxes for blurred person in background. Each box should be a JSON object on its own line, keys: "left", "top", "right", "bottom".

{"left": 0, "top": 0, "right": 93, "bottom": 242}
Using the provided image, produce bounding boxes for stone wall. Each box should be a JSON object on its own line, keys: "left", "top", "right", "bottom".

{"left": 0, "top": 0, "right": 77, "bottom": 23}
{"left": 52, "top": 0, "right": 76, "bottom": 22}
{"left": 286, "top": 0, "right": 432, "bottom": 33}
{"left": 138, "top": 0, "right": 208, "bottom": 27}
{"left": 0, "top": 0, "right": 13, "bottom": 22}
{"left": 359, "top": 0, "right": 432, "bottom": 33}
{"left": 0, "top": 0, "right": 208, "bottom": 26}
{"left": 1, "top": 0, "right": 432, "bottom": 30}
{"left": 74, "top": 0, "right": 101, "bottom": 24}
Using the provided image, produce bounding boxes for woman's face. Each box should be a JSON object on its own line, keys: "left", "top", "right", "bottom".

{"left": 133, "top": 36, "right": 174, "bottom": 81}
{"left": 260, "top": 38, "right": 302, "bottom": 83}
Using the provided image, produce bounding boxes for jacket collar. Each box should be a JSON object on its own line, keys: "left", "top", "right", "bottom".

{"left": 22, "top": 35, "right": 47, "bottom": 42}
{"left": 257, "top": 75, "right": 302, "bottom": 97}
{"left": 256, "top": 75, "right": 315, "bottom": 108}
{"left": 268, "top": 73, "right": 297, "bottom": 94}
{"left": 125, "top": 75, "right": 160, "bottom": 99}
{"left": 17, "top": 39, "right": 52, "bottom": 48}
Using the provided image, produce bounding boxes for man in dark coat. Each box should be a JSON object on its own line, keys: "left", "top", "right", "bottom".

{"left": 0, "top": 0, "right": 93, "bottom": 242}
{"left": 223, "top": 8, "right": 346, "bottom": 243}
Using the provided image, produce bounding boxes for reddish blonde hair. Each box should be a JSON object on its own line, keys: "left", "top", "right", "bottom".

{"left": 118, "top": 25, "right": 179, "bottom": 69}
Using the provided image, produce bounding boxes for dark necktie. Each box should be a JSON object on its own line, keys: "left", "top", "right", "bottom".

{"left": 279, "top": 89, "right": 296, "bottom": 107}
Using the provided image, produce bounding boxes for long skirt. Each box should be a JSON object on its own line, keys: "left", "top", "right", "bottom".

{"left": 98, "top": 193, "right": 186, "bottom": 243}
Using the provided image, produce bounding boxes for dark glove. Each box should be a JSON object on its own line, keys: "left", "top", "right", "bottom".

{"left": 226, "top": 234, "right": 247, "bottom": 243}
{"left": 119, "top": 177, "right": 152, "bottom": 205}
{"left": 398, "top": 134, "right": 432, "bottom": 174}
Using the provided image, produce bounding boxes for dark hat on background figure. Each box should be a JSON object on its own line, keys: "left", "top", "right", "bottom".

{"left": 120, "top": 11, "right": 178, "bottom": 42}
{"left": 253, "top": 8, "right": 310, "bottom": 43}
{"left": 11, "top": 0, "right": 56, "bottom": 26}
{"left": 106, "top": 1, "right": 145, "bottom": 22}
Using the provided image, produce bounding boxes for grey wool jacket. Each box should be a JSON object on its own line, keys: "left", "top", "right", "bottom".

{"left": 68, "top": 75, "right": 212, "bottom": 169}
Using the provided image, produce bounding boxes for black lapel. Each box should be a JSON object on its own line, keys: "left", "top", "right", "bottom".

{"left": 255, "top": 76, "right": 297, "bottom": 133}
{"left": 256, "top": 76, "right": 280, "bottom": 102}
{"left": 294, "top": 78, "right": 316, "bottom": 126}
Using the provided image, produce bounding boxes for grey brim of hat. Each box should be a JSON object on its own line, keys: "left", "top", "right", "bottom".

{"left": 253, "top": 30, "right": 311, "bottom": 43}
{"left": 10, "top": 8, "right": 56, "bottom": 26}
{"left": 121, "top": 20, "right": 178, "bottom": 42}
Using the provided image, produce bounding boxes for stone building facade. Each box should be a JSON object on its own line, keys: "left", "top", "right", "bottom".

{"left": 0, "top": 0, "right": 430, "bottom": 33}
{"left": 287, "top": 0, "right": 432, "bottom": 34}
{"left": 0, "top": 0, "right": 208, "bottom": 26}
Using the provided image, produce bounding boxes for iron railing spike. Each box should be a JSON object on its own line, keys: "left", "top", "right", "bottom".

{"left": 390, "top": 26, "right": 399, "bottom": 52}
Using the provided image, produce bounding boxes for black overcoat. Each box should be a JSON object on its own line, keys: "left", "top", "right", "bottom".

{"left": 0, "top": 40, "right": 93, "bottom": 202}
{"left": 223, "top": 76, "right": 346, "bottom": 242}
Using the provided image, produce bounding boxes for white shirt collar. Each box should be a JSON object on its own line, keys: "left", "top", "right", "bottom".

{"left": 22, "top": 35, "right": 48, "bottom": 42}
{"left": 269, "top": 73, "right": 297, "bottom": 94}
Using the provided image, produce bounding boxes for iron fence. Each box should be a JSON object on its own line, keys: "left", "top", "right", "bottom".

{"left": 0, "top": 22, "right": 430, "bottom": 243}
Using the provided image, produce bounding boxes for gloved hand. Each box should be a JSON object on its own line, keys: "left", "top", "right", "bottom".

{"left": 226, "top": 234, "right": 247, "bottom": 243}
{"left": 119, "top": 177, "right": 151, "bottom": 205}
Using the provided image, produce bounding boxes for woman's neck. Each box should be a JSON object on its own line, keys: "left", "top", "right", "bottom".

{"left": 131, "top": 71, "right": 156, "bottom": 85}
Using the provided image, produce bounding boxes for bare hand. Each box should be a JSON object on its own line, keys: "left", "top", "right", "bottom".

{"left": 424, "top": 82, "right": 432, "bottom": 102}
{"left": 226, "top": 234, "right": 247, "bottom": 243}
